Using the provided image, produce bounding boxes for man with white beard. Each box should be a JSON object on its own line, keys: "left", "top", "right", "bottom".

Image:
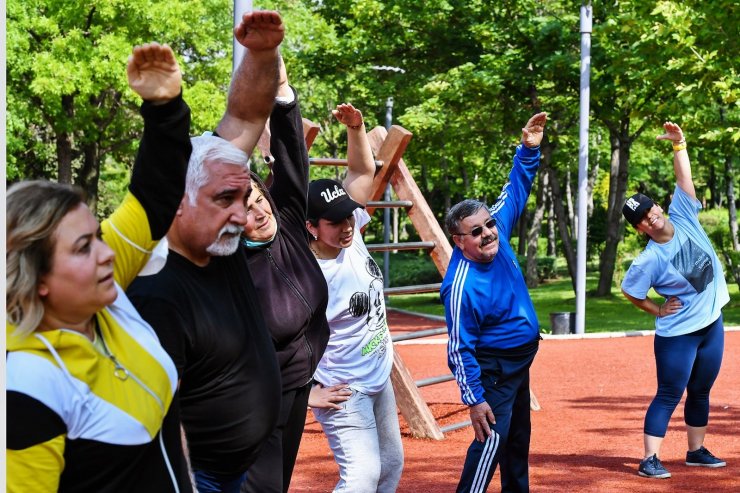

{"left": 127, "top": 11, "right": 284, "bottom": 493}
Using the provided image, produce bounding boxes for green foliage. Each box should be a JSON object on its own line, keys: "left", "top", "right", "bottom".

{"left": 96, "top": 157, "right": 131, "bottom": 220}
{"left": 372, "top": 251, "right": 442, "bottom": 287}
{"left": 8, "top": 0, "right": 739, "bottom": 296}
{"left": 388, "top": 274, "right": 740, "bottom": 332}
{"left": 7, "top": 0, "right": 233, "bottom": 202}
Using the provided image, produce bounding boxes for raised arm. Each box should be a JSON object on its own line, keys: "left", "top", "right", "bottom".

{"left": 492, "top": 112, "right": 547, "bottom": 239}
{"left": 125, "top": 43, "right": 190, "bottom": 235}
{"left": 216, "top": 10, "right": 284, "bottom": 154}
{"left": 657, "top": 121, "right": 695, "bottom": 199}
{"left": 335, "top": 104, "right": 375, "bottom": 206}
{"left": 257, "top": 56, "right": 293, "bottom": 188}
{"left": 106, "top": 43, "right": 191, "bottom": 289}
{"left": 266, "top": 58, "right": 312, "bottom": 218}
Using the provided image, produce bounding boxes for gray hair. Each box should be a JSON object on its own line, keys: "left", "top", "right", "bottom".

{"left": 444, "top": 199, "right": 489, "bottom": 235}
{"left": 6, "top": 180, "right": 87, "bottom": 337}
{"left": 186, "top": 135, "right": 250, "bottom": 205}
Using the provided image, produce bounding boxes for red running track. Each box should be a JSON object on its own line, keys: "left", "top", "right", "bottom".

{"left": 289, "top": 310, "right": 740, "bottom": 492}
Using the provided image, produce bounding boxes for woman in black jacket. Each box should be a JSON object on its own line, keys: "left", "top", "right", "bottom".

{"left": 238, "top": 60, "right": 351, "bottom": 493}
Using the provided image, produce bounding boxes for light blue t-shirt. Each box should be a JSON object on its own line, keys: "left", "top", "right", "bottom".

{"left": 621, "top": 185, "right": 729, "bottom": 336}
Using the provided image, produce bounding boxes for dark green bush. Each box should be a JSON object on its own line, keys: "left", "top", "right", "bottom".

{"left": 372, "top": 252, "right": 442, "bottom": 286}
{"left": 516, "top": 255, "right": 557, "bottom": 281}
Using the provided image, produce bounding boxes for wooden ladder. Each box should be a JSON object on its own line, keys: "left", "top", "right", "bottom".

{"left": 302, "top": 118, "right": 453, "bottom": 440}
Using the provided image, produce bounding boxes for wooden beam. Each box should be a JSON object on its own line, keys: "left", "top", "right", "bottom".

{"left": 389, "top": 159, "right": 452, "bottom": 276}
{"left": 366, "top": 125, "right": 451, "bottom": 277}
{"left": 366, "top": 125, "right": 412, "bottom": 203}
{"left": 390, "top": 350, "right": 445, "bottom": 440}
{"left": 302, "top": 118, "right": 320, "bottom": 151}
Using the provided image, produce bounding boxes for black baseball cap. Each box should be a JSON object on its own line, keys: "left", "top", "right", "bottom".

{"left": 307, "top": 179, "right": 363, "bottom": 222}
{"left": 622, "top": 193, "right": 654, "bottom": 227}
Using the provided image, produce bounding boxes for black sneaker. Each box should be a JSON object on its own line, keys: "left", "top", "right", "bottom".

{"left": 638, "top": 454, "right": 671, "bottom": 479}
{"left": 686, "top": 446, "right": 726, "bottom": 468}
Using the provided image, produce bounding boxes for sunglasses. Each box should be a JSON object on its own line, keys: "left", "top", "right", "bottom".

{"left": 455, "top": 218, "right": 496, "bottom": 238}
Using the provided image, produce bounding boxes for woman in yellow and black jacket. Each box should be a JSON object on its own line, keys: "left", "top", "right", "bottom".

{"left": 6, "top": 43, "right": 192, "bottom": 493}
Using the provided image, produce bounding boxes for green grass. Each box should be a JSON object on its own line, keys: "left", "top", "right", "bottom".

{"left": 386, "top": 275, "right": 740, "bottom": 333}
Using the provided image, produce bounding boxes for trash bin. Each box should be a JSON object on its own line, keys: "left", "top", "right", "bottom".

{"left": 549, "top": 312, "right": 576, "bottom": 334}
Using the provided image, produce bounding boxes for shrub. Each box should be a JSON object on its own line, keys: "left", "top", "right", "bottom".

{"left": 372, "top": 252, "right": 442, "bottom": 286}
{"left": 517, "top": 255, "right": 557, "bottom": 281}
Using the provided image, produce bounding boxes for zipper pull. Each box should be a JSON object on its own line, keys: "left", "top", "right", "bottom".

{"left": 110, "top": 355, "right": 130, "bottom": 381}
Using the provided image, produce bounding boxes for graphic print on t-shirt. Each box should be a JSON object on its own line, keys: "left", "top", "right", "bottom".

{"left": 671, "top": 238, "right": 713, "bottom": 294}
{"left": 347, "top": 256, "right": 389, "bottom": 358}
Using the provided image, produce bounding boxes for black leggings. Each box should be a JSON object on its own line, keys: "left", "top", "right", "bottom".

{"left": 241, "top": 383, "right": 311, "bottom": 493}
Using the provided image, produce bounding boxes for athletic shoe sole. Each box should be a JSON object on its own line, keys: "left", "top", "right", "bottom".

{"left": 638, "top": 471, "right": 671, "bottom": 479}
{"left": 685, "top": 461, "right": 726, "bottom": 468}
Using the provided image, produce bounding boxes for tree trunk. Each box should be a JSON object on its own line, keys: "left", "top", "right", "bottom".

{"left": 566, "top": 165, "right": 576, "bottom": 235}
{"left": 419, "top": 159, "right": 429, "bottom": 196}
{"left": 442, "top": 155, "right": 451, "bottom": 214}
{"left": 460, "top": 160, "right": 469, "bottom": 193}
{"left": 543, "top": 142, "right": 577, "bottom": 292}
{"left": 78, "top": 141, "right": 100, "bottom": 214}
{"left": 726, "top": 155, "right": 739, "bottom": 251}
{"left": 708, "top": 157, "right": 721, "bottom": 208}
{"left": 525, "top": 169, "right": 547, "bottom": 288}
{"left": 587, "top": 155, "right": 599, "bottom": 218}
{"left": 547, "top": 175, "right": 556, "bottom": 256}
{"left": 56, "top": 95, "right": 75, "bottom": 184}
{"left": 596, "top": 128, "right": 631, "bottom": 296}
{"left": 517, "top": 209, "right": 528, "bottom": 256}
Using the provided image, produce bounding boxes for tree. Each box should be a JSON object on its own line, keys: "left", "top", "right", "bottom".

{"left": 7, "top": 0, "right": 234, "bottom": 213}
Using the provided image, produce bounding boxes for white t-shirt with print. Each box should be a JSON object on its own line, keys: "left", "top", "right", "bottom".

{"left": 312, "top": 208, "right": 393, "bottom": 394}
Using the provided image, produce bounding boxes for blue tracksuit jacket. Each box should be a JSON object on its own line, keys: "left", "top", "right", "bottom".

{"left": 441, "top": 144, "right": 541, "bottom": 406}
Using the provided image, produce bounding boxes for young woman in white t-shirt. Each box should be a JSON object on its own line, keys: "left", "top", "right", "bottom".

{"left": 305, "top": 104, "right": 404, "bottom": 493}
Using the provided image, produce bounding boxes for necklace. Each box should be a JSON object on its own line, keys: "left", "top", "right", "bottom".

{"left": 309, "top": 242, "right": 323, "bottom": 260}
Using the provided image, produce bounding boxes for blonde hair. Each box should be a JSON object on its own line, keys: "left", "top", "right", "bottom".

{"left": 6, "top": 180, "right": 86, "bottom": 337}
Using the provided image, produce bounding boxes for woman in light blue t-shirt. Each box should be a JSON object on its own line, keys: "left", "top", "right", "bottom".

{"left": 621, "top": 122, "right": 729, "bottom": 480}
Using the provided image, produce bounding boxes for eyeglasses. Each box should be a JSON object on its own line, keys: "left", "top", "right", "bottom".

{"left": 454, "top": 218, "right": 496, "bottom": 238}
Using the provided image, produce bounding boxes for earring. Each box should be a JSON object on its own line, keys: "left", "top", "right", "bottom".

{"left": 313, "top": 234, "right": 318, "bottom": 241}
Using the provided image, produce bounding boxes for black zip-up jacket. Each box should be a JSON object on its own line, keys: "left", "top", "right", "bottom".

{"left": 243, "top": 89, "right": 330, "bottom": 390}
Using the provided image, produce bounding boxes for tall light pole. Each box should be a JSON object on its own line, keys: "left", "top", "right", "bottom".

{"left": 233, "top": 1, "right": 253, "bottom": 73}
{"left": 576, "top": 2, "right": 592, "bottom": 334}
{"left": 383, "top": 97, "right": 394, "bottom": 288}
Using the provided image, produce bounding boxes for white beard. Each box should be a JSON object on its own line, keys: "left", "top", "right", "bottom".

{"left": 206, "top": 224, "right": 244, "bottom": 256}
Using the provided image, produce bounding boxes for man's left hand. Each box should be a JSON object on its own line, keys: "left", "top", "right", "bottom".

{"left": 521, "top": 112, "right": 548, "bottom": 148}
{"left": 469, "top": 401, "right": 496, "bottom": 443}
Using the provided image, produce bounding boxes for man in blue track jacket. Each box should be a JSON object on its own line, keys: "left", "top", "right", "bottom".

{"left": 441, "top": 112, "right": 547, "bottom": 493}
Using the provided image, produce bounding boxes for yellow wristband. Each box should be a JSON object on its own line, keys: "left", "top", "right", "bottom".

{"left": 673, "top": 141, "right": 687, "bottom": 152}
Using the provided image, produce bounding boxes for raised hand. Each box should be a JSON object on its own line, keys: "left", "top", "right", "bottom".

{"left": 126, "top": 43, "right": 181, "bottom": 103}
{"left": 332, "top": 103, "right": 364, "bottom": 129}
{"left": 521, "top": 112, "right": 548, "bottom": 148}
{"left": 234, "top": 10, "right": 284, "bottom": 52}
{"left": 656, "top": 121, "right": 685, "bottom": 144}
